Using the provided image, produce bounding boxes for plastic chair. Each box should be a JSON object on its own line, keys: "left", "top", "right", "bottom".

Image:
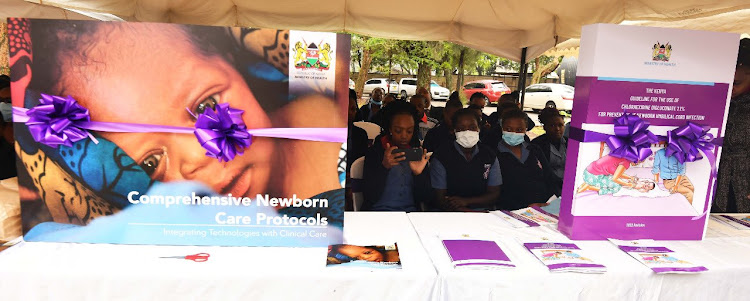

{"left": 350, "top": 157, "right": 366, "bottom": 211}
{"left": 353, "top": 121, "right": 382, "bottom": 141}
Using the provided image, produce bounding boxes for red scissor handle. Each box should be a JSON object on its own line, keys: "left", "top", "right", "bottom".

{"left": 184, "top": 253, "right": 210, "bottom": 262}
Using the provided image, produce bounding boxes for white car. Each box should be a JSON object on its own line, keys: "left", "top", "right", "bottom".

{"left": 522, "top": 83, "right": 575, "bottom": 112}
{"left": 349, "top": 79, "right": 355, "bottom": 90}
{"left": 363, "top": 78, "right": 398, "bottom": 95}
{"left": 397, "top": 78, "right": 418, "bottom": 99}
{"left": 430, "top": 81, "right": 450, "bottom": 100}
{"left": 397, "top": 78, "right": 449, "bottom": 100}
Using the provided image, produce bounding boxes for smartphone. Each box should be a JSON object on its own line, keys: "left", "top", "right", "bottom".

{"left": 392, "top": 148, "right": 423, "bottom": 161}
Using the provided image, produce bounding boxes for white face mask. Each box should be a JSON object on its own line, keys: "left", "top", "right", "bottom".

{"left": 455, "top": 130, "right": 480, "bottom": 148}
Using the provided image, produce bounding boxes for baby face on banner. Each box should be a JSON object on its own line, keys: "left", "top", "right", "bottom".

{"left": 33, "top": 22, "right": 343, "bottom": 200}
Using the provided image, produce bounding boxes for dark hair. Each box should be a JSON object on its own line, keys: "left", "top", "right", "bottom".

{"left": 451, "top": 108, "right": 481, "bottom": 129}
{"left": 539, "top": 107, "right": 563, "bottom": 125}
{"left": 445, "top": 97, "right": 463, "bottom": 110}
{"left": 382, "top": 101, "right": 420, "bottom": 145}
{"left": 470, "top": 92, "right": 485, "bottom": 101}
{"left": 0, "top": 75, "right": 10, "bottom": 90}
{"left": 448, "top": 91, "right": 460, "bottom": 103}
{"left": 409, "top": 93, "right": 426, "bottom": 105}
{"left": 499, "top": 93, "right": 517, "bottom": 104}
{"left": 467, "top": 104, "right": 483, "bottom": 111}
{"left": 498, "top": 101, "right": 518, "bottom": 113}
{"left": 349, "top": 88, "right": 358, "bottom": 101}
{"left": 501, "top": 108, "right": 528, "bottom": 127}
{"left": 738, "top": 38, "right": 750, "bottom": 68}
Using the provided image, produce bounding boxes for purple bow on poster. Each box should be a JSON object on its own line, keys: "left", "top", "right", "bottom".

{"left": 606, "top": 113, "right": 659, "bottom": 162}
{"left": 13, "top": 94, "right": 347, "bottom": 162}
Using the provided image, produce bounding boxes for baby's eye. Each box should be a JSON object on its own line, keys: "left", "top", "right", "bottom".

{"left": 139, "top": 151, "right": 164, "bottom": 177}
{"left": 192, "top": 94, "right": 219, "bottom": 117}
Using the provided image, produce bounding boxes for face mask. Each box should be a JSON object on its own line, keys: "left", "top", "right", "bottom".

{"left": 455, "top": 130, "right": 480, "bottom": 148}
{"left": 369, "top": 98, "right": 383, "bottom": 106}
{"left": 502, "top": 131, "right": 525, "bottom": 146}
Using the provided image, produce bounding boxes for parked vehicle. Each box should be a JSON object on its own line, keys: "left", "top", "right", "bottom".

{"left": 522, "top": 83, "right": 574, "bottom": 112}
{"left": 462, "top": 80, "right": 511, "bottom": 105}
{"left": 397, "top": 78, "right": 418, "bottom": 99}
{"left": 430, "top": 81, "right": 450, "bottom": 100}
{"left": 363, "top": 78, "right": 398, "bottom": 95}
{"left": 349, "top": 78, "right": 355, "bottom": 90}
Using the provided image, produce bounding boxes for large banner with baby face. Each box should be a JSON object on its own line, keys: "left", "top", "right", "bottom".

{"left": 558, "top": 24, "right": 738, "bottom": 240}
{"left": 8, "top": 19, "right": 350, "bottom": 247}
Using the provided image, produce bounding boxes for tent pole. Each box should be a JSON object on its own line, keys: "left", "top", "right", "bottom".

{"left": 518, "top": 47, "right": 528, "bottom": 108}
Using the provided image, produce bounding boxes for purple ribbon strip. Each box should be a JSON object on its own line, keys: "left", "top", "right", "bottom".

{"left": 13, "top": 94, "right": 347, "bottom": 162}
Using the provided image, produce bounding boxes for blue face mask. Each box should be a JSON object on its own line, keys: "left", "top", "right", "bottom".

{"left": 0, "top": 102, "right": 11, "bottom": 122}
{"left": 502, "top": 131, "right": 525, "bottom": 146}
{"left": 369, "top": 98, "right": 383, "bottom": 106}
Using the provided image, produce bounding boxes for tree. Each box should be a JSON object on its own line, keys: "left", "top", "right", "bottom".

{"left": 531, "top": 55, "right": 563, "bottom": 85}
{"left": 398, "top": 40, "right": 443, "bottom": 95}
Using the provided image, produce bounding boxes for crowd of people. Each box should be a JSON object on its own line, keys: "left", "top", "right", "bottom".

{"left": 347, "top": 87, "right": 565, "bottom": 212}
{"left": 347, "top": 37, "right": 750, "bottom": 213}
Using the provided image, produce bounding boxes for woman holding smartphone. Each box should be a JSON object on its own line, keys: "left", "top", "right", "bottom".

{"left": 362, "top": 101, "right": 430, "bottom": 211}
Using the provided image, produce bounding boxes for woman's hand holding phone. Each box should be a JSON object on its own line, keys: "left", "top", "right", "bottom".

{"left": 382, "top": 143, "right": 405, "bottom": 169}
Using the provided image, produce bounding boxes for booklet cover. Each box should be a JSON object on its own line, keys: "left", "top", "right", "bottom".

{"left": 442, "top": 239, "right": 515, "bottom": 269}
{"left": 559, "top": 24, "right": 740, "bottom": 240}
{"left": 326, "top": 244, "right": 401, "bottom": 269}
{"left": 9, "top": 19, "right": 350, "bottom": 247}
{"left": 712, "top": 214, "right": 750, "bottom": 230}
{"left": 523, "top": 241, "right": 606, "bottom": 273}
{"left": 492, "top": 207, "right": 559, "bottom": 228}
{"left": 611, "top": 239, "right": 707, "bottom": 274}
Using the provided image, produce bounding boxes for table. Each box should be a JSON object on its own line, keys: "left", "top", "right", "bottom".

{"left": 407, "top": 212, "right": 750, "bottom": 301}
{"left": 0, "top": 212, "right": 437, "bottom": 300}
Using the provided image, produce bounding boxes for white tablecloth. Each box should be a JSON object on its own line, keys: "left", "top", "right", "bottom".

{"left": 407, "top": 212, "right": 750, "bottom": 301}
{"left": 0, "top": 212, "right": 437, "bottom": 301}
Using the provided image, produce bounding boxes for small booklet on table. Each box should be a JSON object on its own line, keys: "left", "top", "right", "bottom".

{"left": 442, "top": 239, "right": 515, "bottom": 270}
{"left": 610, "top": 239, "right": 707, "bottom": 274}
{"left": 326, "top": 243, "right": 401, "bottom": 269}
{"left": 522, "top": 239, "right": 606, "bottom": 273}
{"left": 491, "top": 206, "right": 559, "bottom": 228}
{"left": 712, "top": 214, "right": 750, "bottom": 230}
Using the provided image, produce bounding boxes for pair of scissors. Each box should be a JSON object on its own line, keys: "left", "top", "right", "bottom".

{"left": 160, "top": 253, "right": 210, "bottom": 262}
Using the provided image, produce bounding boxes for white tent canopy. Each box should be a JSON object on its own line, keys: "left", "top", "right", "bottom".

{"left": 2, "top": 0, "right": 748, "bottom": 61}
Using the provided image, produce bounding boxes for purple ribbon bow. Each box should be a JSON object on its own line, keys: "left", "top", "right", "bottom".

{"left": 665, "top": 122, "right": 715, "bottom": 164}
{"left": 24, "top": 94, "right": 92, "bottom": 147}
{"left": 194, "top": 103, "right": 252, "bottom": 162}
{"left": 606, "top": 113, "right": 658, "bottom": 162}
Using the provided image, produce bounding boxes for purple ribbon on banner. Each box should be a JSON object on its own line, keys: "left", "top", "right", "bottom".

{"left": 605, "top": 113, "right": 659, "bottom": 162}
{"left": 13, "top": 94, "right": 348, "bottom": 162}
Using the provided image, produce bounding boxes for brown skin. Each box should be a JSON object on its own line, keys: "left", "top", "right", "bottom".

{"left": 732, "top": 66, "right": 750, "bottom": 99}
{"left": 348, "top": 97, "right": 359, "bottom": 124}
{"left": 501, "top": 117, "right": 527, "bottom": 159}
{"left": 336, "top": 245, "right": 400, "bottom": 262}
{"left": 410, "top": 96, "right": 427, "bottom": 117}
{"left": 544, "top": 115, "right": 565, "bottom": 142}
{"left": 382, "top": 114, "right": 430, "bottom": 175}
{"left": 370, "top": 88, "right": 384, "bottom": 114}
{"left": 383, "top": 94, "right": 396, "bottom": 108}
{"left": 443, "top": 106, "right": 460, "bottom": 128}
{"left": 417, "top": 87, "right": 432, "bottom": 114}
{"left": 54, "top": 23, "right": 343, "bottom": 200}
{"left": 470, "top": 96, "right": 487, "bottom": 109}
{"left": 435, "top": 114, "right": 500, "bottom": 211}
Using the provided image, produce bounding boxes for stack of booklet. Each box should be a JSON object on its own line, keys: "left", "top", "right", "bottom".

{"left": 442, "top": 239, "right": 515, "bottom": 270}
{"left": 610, "top": 239, "right": 707, "bottom": 274}
{"left": 491, "top": 206, "right": 558, "bottom": 228}
{"left": 523, "top": 240, "right": 606, "bottom": 273}
{"left": 712, "top": 214, "right": 750, "bottom": 230}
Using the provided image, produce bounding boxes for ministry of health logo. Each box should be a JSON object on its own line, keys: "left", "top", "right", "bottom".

{"left": 652, "top": 42, "right": 672, "bottom": 62}
{"left": 293, "top": 40, "right": 331, "bottom": 70}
